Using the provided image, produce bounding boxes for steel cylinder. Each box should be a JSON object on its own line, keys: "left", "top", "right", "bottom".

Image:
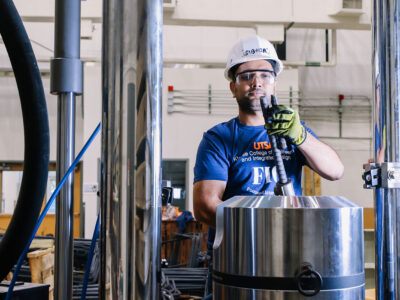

{"left": 100, "top": 0, "right": 162, "bottom": 298}
{"left": 372, "top": 0, "right": 400, "bottom": 298}
{"left": 213, "top": 195, "right": 365, "bottom": 299}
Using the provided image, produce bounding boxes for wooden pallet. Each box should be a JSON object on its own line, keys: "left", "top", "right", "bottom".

{"left": 27, "top": 247, "right": 54, "bottom": 300}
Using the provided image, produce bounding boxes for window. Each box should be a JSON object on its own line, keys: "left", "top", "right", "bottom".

{"left": 343, "top": 0, "right": 362, "bottom": 9}
{"left": 162, "top": 160, "right": 187, "bottom": 211}
{"left": 0, "top": 161, "right": 83, "bottom": 237}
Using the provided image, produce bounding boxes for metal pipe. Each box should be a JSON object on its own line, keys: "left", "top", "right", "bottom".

{"left": 99, "top": 0, "right": 111, "bottom": 296}
{"left": 50, "top": 0, "right": 82, "bottom": 298}
{"left": 338, "top": 98, "right": 343, "bottom": 138}
{"left": 54, "top": 1, "right": 79, "bottom": 58}
{"left": 135, "top": 0, "right": 163, "bottom": 298}
{"left": 55, "top": 92, "right": 76, "bottom": 300}
{"left": 100, "top": 0, "right": 162, "bottom": 298}
{"left": 208, "top": 84, "right": 212, "bottom": 114}
{"left": 325, "top": 29, "right": 329, "bottom": 62}
{"left": 372, "top": 0, "right": 400, "bottom": 298}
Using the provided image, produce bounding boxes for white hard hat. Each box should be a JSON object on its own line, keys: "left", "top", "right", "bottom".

{"left": 224, "top": 35, "right": 283, "bottom": 81}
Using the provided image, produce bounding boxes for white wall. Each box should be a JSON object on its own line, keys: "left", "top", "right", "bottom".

{"left": 0, "top": 76, "right": 85, "bottom": 161}
{"left": 82, "top": 63, "right": 102, "bottom": 236}
{"left": 166, "top": 0, "right": 370, "bottom": 29}
{"left": 321, "top": 139, "right": 373, "bottom": 207}
{"left": 2, "top": 171, "right": 22, "bottom": 213}
{"left": 287, "top": 28, "right": 373, "bottom": 207}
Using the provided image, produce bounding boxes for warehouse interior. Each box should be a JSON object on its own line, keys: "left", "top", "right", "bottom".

{"left": 0, "top": 0, "right": 393, "bottom": 299}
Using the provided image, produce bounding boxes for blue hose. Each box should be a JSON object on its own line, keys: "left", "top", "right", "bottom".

{"left": 6, "top": 122, "right": 101, "bottom": 300}
{"left": 81, "top": 214, "right": 100, "bottom": 300}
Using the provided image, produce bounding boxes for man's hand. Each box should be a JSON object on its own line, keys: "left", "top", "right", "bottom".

{"left": 265, "top": 105, "right": 307, "bottom": 146}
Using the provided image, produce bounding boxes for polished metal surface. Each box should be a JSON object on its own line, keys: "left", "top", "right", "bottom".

{"left": 214, "top": 283, "right": 364, "bottom": 300}
{"left": 50, "top": 0, "right": 82, "bottom": 95}
{"left": 99, "top": 0, "right": 111, "bottom": 297}
{"left": 51, "top": 0, "right": 81, "bottom": 298}
{"left": 213, "top": 195, "right": 364, "bottom": 299}
{"left": 100, "top": 0, "right": 124, "bottom": 297}
{"left": 372, "top": 0, "right": 400, "bottom": 298}
{"left": 55, "top": 92, "right": 76, "bottom": 300}
{"left": 101, "top": 0, "right": 162, "bottom": 298}
{"left": 134, "top": 0, "right": 163, "bottom": 298}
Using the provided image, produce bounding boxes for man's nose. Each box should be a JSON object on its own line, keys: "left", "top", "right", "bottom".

{"left": 251, "top": 75, "right": 263, "bottom": 87}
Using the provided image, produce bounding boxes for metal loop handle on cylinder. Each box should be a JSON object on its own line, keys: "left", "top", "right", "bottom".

{"left": 295, "top": 263, "right": 323, "bottom": 297}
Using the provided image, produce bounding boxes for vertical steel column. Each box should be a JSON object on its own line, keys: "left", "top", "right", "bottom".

{"left": 135, "top": 0, "right": 163, "bottom": 298}
{"left": 50, "top": 0, "right": 82, "bottom": 298}
{"left": 391, "top": 4, "right": 400, "bottom": 298}
{"left": 100, "top": 0, "right": 162, "bottom": 297}
{"left": 99, "top": 0, "right": 112, "bottom": 297}
{"left": 55, "top": 93, "right": 76, "bottom": 300}
{"left": 100, "top": 0, "right": 125, "bottom": 297}
{"left": 372, "top": 0, "right": 400, "bottom": 299}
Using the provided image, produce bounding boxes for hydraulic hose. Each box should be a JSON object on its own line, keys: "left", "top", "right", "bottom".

{"left": 0, "top": 0, "right": 50, "bottom": 280}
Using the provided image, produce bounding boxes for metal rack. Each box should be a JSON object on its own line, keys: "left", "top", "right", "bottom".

{"left": 167, "top": 86, "right": 300, "bottom": 115}
{"left": 299, "top": 95, "right": 371, "bottom": 138}
{"left": 167, "top": 87, "right": 371, "bottom": 138}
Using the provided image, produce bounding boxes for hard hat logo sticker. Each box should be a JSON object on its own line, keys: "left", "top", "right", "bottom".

{"left": 243, "top": 47, "right": 271, "bottom": 57}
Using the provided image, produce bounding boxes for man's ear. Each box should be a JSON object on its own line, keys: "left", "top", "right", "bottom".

{"left": 229, "top": 81, "right": 236, "bottom": 98}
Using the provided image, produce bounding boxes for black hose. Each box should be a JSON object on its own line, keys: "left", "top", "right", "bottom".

{"left": 0, "top": 0, "right": 50, "bottom": 280}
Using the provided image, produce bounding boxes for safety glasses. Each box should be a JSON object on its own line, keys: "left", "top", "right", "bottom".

{"left": 235, "top": 69, "right": 276, "bottom": 85}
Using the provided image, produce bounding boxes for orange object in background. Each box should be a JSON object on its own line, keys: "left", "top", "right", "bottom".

{"left": 162, "top": 205, "right": 182, "bottom": 220}
{"left": 364, "top": 207, "right": 374, "bottom": 230}
{"left": 365, "top": 289, "right": 375, "bottom": 300}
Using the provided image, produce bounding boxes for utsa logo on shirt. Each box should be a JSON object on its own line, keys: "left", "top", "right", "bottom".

{"left": 253, "top": 141, "right": 271, "bottom": 150}
{"left": 252, "top": 166, "right": 277, "bottom": 184}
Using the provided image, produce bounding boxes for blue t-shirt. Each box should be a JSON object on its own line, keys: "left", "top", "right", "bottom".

{"left": 193, "top": 117, "right": 315, "bottom": 247}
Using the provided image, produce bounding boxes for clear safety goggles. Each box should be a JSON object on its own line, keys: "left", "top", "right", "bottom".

{"left": 234, "top": 69, "right": 276, "bottom": 85}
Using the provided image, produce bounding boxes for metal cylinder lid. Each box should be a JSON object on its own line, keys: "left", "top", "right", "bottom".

{"left": 213, "top": 195, "right": 365, "bottom": 299}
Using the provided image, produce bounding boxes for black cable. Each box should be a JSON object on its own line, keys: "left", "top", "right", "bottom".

{"left": 0, "top": 0, "right": 50, "bottom": 280}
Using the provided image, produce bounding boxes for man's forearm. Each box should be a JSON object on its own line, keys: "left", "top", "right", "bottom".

{"left": 194, "top": 198, "right": 222, "bottom": 228}
{"left": 298, "top": 133, "right": 344, "bottom": 180}
{"left": 193, "top": 180, "right": 225, "bottom": 228}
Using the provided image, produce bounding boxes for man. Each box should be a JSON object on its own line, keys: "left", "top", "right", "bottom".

{"left": 193, "top": 35, "right": 344, "bottom": 296}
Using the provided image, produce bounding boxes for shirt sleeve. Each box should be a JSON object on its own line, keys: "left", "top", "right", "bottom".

{"left": 193, "top": 131, "right": 230, "bottom": 183}
{"left": 303, "top": 121, "right": 318, "bottom": 139}
{"left": 296, "top": 121, "right": 318, "bottom": 166}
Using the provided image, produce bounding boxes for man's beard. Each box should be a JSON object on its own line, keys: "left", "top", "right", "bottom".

{"left": 236, "top": 89, "right": 267, "bottom": 114}
{"left": 236, "top": 97, "right": 261, "bottom": 113}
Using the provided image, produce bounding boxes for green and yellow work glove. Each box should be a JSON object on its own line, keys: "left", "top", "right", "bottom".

{"left": 265, "top": 105, "right": 307, "bottom": 146}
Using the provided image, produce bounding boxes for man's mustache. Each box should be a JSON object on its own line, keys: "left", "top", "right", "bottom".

{"left": 246, "top": 88, "right": 267, "bottom": 97}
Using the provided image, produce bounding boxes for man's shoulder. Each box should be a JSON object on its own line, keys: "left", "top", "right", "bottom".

{"left": 206, "top": 117, "right": 238, "bottom": 136}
